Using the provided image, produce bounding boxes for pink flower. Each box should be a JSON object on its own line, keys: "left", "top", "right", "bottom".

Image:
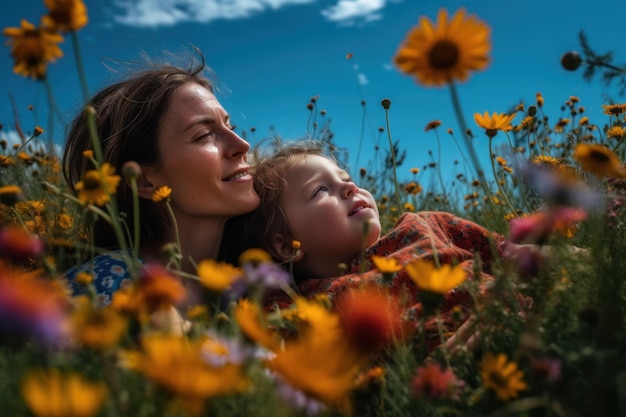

{"left": 508, "top": 206, "right": 587, "bottom": 244}
{"left": 411, "top": 363, "right": 465, "bottom": 401}
{"left": 0, "top": 225, "right": 45, "bottom": 263}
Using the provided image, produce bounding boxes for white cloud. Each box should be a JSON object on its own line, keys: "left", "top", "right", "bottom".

{"left": 112, "top": 0, "right": 393, "bottom": 27}
{"left": 320, "top": 0, "right": 386, "bottom": 25}
{"left": 357, "top": 72, "right": 369, "bottom": 85}
{"left": 112, "top": 0, "right": 315, "bottom": 27}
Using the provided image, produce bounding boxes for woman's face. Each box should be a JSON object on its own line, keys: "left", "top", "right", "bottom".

{"left": 143, "top": 82, "right": 259, "bottom": 221}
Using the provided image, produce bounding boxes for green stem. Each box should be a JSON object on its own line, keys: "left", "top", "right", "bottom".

{"left": 488, "top": 136, "right": 518, "bottom": 216}
{"left": 448, "top": 82, "right": 492, "bottom": 200}
{"left": 436, "top": 309, "right": 451, "bottom": 369}
{"left": 383, "top": 106, "right": 402, "bottom": 209}
{"left": 43, "top": 77, "right": 55, "bottom": 155}
{"left": 165, "top": 199, "right": 183, "bottom": 270}
{"left": 130, "top": 178, "right": 141, "bottom": 256}
{"left": 70, "top": 31, "right": 90, "bottom": 104}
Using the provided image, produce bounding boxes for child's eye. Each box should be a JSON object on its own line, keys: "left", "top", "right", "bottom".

{"left": 311, "top": 185, "right": 329, "bottom": 198}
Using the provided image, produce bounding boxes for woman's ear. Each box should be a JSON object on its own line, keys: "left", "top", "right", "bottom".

{"left": 270, "top": 233, "right": 304, "bottom": 263}
{"left": 135, "top": 172, "right": 157, "bottom": 199}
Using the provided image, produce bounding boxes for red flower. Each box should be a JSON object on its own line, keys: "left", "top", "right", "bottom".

{"left": 411, "top": 363, "right": 464, "bottom": 401}
{"left": 0, "top": 225, "right": 45, "bottom": 263}
{"left": 335, "top": 286, "right": 403, "bottom": 353}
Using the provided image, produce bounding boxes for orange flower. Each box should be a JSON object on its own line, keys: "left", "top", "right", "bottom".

{"left": 42, "top": 0, "right": 89, "bottom": 32}
{"left": 2, "top": 19, "right": 64, "bottom": 80}
{"left": 394, "top": 8, "right": 490, "bottom": 86}
{"left": 474, "top": 112, "right": 517, "bottom": 138}
{"left": 573, "top": 143, "right": 625, "bottom": 178}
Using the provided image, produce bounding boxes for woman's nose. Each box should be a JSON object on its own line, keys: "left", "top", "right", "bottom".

{"left": 223, "top": 129, "right": 250, "bottom": 160}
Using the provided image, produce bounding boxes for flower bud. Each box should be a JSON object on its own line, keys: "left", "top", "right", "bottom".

{"left": 561, "top": 51, "right": 582, "bottom": 71}
{"left": 381, "top": 98, "right": 391, "bottom": 109}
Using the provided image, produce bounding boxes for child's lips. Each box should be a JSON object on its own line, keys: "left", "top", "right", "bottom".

{"left": 348, "top": 201, "right": 370, "bottom": 216}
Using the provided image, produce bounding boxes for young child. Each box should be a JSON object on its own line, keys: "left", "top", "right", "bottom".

{"left": 247, "top": 143, "right": 512, "bottom": 343}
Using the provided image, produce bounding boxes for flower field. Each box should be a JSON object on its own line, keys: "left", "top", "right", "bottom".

{"left": 1, "top": 2, "right": 625, "bottom": 417}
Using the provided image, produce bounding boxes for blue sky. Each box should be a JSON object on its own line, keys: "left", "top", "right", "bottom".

{"left": 2, "top": 0, "right": 625, "bottom": 186}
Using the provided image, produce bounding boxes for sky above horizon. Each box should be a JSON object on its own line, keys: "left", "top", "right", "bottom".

{"left": 2, "top": 0, "right": 626, "bottom": 188}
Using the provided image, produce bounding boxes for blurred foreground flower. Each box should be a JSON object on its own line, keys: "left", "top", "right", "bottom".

{"left": 236, "top": 297, "right": 368, "bottom": 413}
{"left": 42, "top": 0, "right": 89, "bottom": 32}
{"left": 335, "top": 286, "right": 404, "bottom": 352}
{"left": 0, "top": 262, "right": 70, "bottom": 346}
{"left": 120, "top": 334, "right": 248, "bottom": 415}
{"left": 573, "top": 143, "right": 626, "bottom": 179}
{"left": 2, "top": 19, "right": 64, "bottom": 80}
{"left": 21, "top": 369, "right": 107, "bottom": 417}
{"left": 0, "top": 225, "right": 45, "bottom": 263}
{"left": 394, "top": 8, "right": 490, "bottom": 86}
{"left": 480, "top": 353, "right": 527, "bottom": 401}
{"left": 507, "top": 206, "right": 587, "bottom": 244}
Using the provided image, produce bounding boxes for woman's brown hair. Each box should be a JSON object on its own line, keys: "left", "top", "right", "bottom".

{"left": 62, "top": 49, "right": 214, "bottom": 249}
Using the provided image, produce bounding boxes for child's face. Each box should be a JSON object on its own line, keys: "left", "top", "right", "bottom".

{"left": 279, "top": 154, "right": 381, "bottom": 263}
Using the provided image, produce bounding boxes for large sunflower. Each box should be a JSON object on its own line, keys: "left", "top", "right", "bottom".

{"left": 394, "top": 8, "right": 490, "bottom": 87}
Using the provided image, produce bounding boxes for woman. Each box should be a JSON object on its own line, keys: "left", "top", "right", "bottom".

{"left": 63, "top": 50, "right": 259, "bottom": 307}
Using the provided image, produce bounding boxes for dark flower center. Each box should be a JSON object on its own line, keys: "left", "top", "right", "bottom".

{"left": 589, "top": 150, "right": 610, "bottom": 164}
{"left": 428, "top": 40, "right": 460, "bottom": 69}
{"left": 488, "top": 371, "right": 508, "bottom": 388}
{"left": 83, "top": 174, "right": 102, "bottom": 191}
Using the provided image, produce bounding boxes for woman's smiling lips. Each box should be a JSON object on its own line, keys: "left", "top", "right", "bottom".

{"left": 223, "top": 167, "right": 252, "bottom": 182}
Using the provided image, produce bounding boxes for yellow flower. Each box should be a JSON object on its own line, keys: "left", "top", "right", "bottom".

{"left": 42, "top": 0, "right": 89, "bottom": 32}
{"left": 120, "top": 334, "right": 247, "bottom": 414}
{"left": 0, "top": 185, "right": 23, "bottom": 206}
{"left": 71, "top": 296, "right": 128, "bottom": 349}
{"left": 152, "top": 185, "right": 172, "bottom": 202}
{"left": 74, "top": 163, "right": 121, "bottom": 206}
{"left": 606, "top": 125, "right": 626, "bottom": 140}
{"left": 74, "top": 271, "right": 93, "bottom": 285}
{"left": 573, "top": 143, "right": 625, "bottom": 178}
{"left": 238, "top": 248, "right": 272, "bottom": 266}
{"left": 2, "top": 19, "right": 64, "bottom": 80}
{"left": 602, "top": 103, "right": 626, "bottom": 116}
{"left": 480, "top": 353, "right": 528, "bottom": 401}
{"left": 405, "top": 259, "right": 467, "bottom": 294}
{"left": 255, "top": 297, "right": 366, "bottom": 412}
{"left": 394, "top": 8, "right": 490, "bottom": 87}
{"left": 196, "top": 259, "right": 242, "bottom": 291}
{"left": 235, "top": 299, "right": 279, "bottom": 349}
{"left": 371, "top": 255, "right": 402, "bottom": 274}
{"left": 21, "top": 369, "right": 106, "bottom": 417}
{"left": 474, "top": 112, "right": 517, "bottom": 138}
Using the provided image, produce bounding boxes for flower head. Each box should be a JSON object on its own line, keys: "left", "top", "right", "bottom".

{"left": 71, "top": 296, "right": 128, "bottom": 349}
{"left": 411, "top": 363, "right": 465, "bottom": 401}
{"left": 42, "top": 0, "right": 89, "bottom": 32}
{"left": 196, "top": 259, "right": 242, "bottom": 291}
{"left": 3, "top": 19, "right": 64, "bottom": 80}
{"left": 371, "top": 255, "right": 402, "bottom": 274}
{"left": 0, "top": 185, "right": 23, "bottom": 206}
{"left": 573, "top": 143, "right": 625, "bottom": 179}
{"left": 335, "top": 286, "right": 403, "bottom": 352}
{"left": 74, "top": 163, "right": 121, "bottom": 206}
{"left": 21, "top": 369, "right": 106, "bottom": 417}
{"left": 0, "top": 262, "right": 70, "bottom": 346}
{"left": 474, "top": 112, "right": 517, "bottom": 138}
{"left": 394, "top": 8, "right": 490, "bottom": 87}
{"left": 0, "top": 225, "right": 45, "bottom": 263}
{"left": 152, "top": 185, "right": 172, "bottom": 202}
{"left": 480, "top": 353, "right": 528, "bottom": 401}
{"left": 120, "top": 334, "right": 248, "bottom": 415}
{"left": 405, "top": 259, "right": 467, "bottom": 295}
{"left": 136, "top": 263, "right": 186, "bottom": 311}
